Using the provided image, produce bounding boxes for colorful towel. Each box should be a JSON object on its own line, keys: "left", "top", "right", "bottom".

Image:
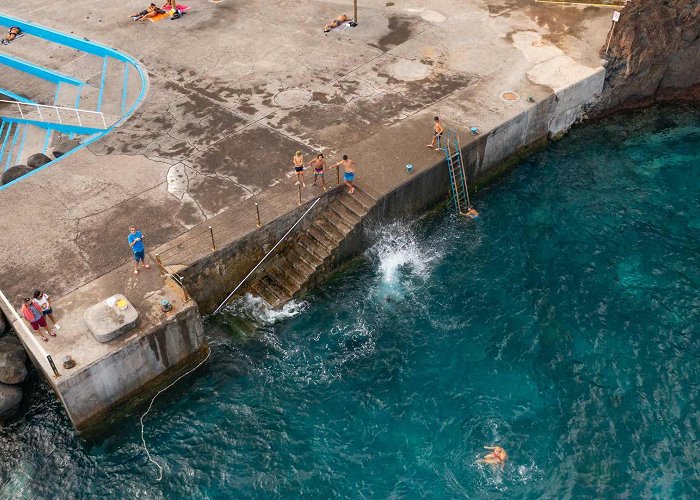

{"left": 148, "top": 11, "right": 172, "bottom": 22}
{"left": 162, "top": 4, "right": 190, "bottom": 12}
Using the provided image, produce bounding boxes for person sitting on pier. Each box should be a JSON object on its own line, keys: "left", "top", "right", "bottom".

{"left": 130, "top": 3, "right": 166, "bottom": 21}
{"left": 478, "top": 445, "right": 508, "bottom": 468}
{"left": 1, "top": 27, "right": 22, "bottom": 45}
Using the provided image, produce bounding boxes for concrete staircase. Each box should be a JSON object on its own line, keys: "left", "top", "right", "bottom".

{"left": 247, "top": 188, "right": 376, "bottom": 307}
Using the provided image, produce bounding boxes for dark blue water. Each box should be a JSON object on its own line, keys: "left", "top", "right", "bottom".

{"left": 1, "top": 105, "right": 700, "bottom": 498}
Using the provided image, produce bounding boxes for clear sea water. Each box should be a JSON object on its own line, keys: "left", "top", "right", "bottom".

{"left": 1, "top": 105, "right": 700, "bottom": 498}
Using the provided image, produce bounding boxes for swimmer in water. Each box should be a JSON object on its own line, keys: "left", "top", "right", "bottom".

{"left": 479, "top": 446, "right": 508, "bottom": 468}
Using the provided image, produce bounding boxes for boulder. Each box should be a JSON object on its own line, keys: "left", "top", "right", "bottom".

{"left": 1, "top": 165, "right": 32, "bottom": 185}
{"left": 0, "top": 383, "right": 22, "bottom": 420}
{"left": 0, "top": 335, "right": 26, "bottom": 358}
{"left": 52, "top": 139, "right": 81, "bottom": 159}
{"left": 0, "top": 311, "right": 6, "bottom": 336}
{"left": 0, "top": 350, "right": 27, "bottom": 385}
{"left": 26, "top": 153, "right": 52, "bottom": 169}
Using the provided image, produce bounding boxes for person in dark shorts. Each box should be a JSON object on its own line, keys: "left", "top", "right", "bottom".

{"left": 308, "top": 153, "right": 327, "bottom": 190}
{"left": 1, "top": 27, "right": 21, "bottom": 45}
{"left": 130, "top": 3, "right": 165, "bottom": 21}
{"left": 293, "top": 151, "right": 306, "bottom": 187}
{"left": 426, "top": 116, "right": 444, "bottom": 150}
{"left": 128, "top": 225, "right": 151, "bottom": 274}
{"left": 33, "top": 289, "right": 60, "bottom": 331}
{"left": 21, "top": 297, "right": 54, "bottom": 342}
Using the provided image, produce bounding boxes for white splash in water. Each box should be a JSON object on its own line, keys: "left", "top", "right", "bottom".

{"left": 226, "top": 293, "right": 308, "bottom": 325}
{"left": 368, "top": 221, "right": 439, "bottom": 285}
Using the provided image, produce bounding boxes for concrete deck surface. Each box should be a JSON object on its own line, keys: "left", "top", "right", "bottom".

{"left": 0, "top": 0, "right": 611, "bottom": 313}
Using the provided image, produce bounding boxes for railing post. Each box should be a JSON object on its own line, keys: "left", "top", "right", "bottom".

{"left": 36, "top": 105, "right": 43, "bottom": 122}
{"left": 336, "top": 165, "right": 340, "bottom": 185}
{"left": 209, "top": 226, "right": 216, "bottom": 251}
{"left": 56, "top": 108, "right": 62, "bottom": 124}
{"left": 255, "top": 203, "right": 261, "bottom": 227}
{"left": 47, "top": 355, "right": 60, "bottom": 378}
{"left": 297, "top": 183, "right": 302, "bottom": 206}
{"left": 181, "top": 277, "right": 190, "bottom": 302}
{"left": 16, "top": 102, "right": 23, "bottom": 119}
{"left": 75, "top": 109, "right": 82, "bottom": 127}
{"left": 100, "top": 112, "right": 106, "bottom": 129}
{"left": 155, "top": 254, "right": 164, "bottom": 276}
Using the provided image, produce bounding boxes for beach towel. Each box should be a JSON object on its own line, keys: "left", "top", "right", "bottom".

{"left": 1, "top": 32, "right": 25, "bottom": 45}
{"left": 162, "top": 4, "right": 190, "bottom": 12}
{"left": 148, "top": 11, "right": 172, "bottom": 22}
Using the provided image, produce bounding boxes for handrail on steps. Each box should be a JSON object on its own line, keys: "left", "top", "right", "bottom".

{"left": 211, "top": 197, "right": 321, "bottom": 316}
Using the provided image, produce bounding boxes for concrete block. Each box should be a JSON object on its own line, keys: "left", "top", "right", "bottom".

{"left": 84, "top": 294, "right": 138, "bottom": 343}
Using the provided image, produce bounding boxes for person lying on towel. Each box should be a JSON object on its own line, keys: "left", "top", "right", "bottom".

{"left": 130, "top": 3, "right": 166, "bottom": 21}
{"left": 323, "top": 15, "right": 357, "bottom": 32}
{"left": 1, "top": 27, "right": 21, "bottom": 45}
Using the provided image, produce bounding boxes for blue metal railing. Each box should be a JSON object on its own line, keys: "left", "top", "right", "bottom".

{"left": 0, "top": 13, "right": 148, "bottom": 190}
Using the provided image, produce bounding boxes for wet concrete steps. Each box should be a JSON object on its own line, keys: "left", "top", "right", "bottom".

{"left": 246, "top": 189, "right": 374, "bottom": 307}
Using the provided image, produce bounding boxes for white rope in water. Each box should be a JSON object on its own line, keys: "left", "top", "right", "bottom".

{"left": 212, "top": 198, "right": 321, "bottom": 316}
{"left": 140, "top": 345, "right": 212, "bottom": 481}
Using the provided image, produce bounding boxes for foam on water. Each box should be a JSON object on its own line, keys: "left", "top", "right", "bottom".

{"left": 225, "top": 293, "right": 308, "bottom": 325}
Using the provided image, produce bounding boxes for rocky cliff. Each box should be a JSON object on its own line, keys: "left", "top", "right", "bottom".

{"left": 594, "top": 0, "right": 700, "bottom": 115}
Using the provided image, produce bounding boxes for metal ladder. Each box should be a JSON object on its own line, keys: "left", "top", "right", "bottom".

{"left": 440, "top": 129, "right": 473, "bottom": 216}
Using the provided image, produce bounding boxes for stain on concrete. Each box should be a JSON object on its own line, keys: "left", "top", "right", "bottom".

{"left": 369, "top": 16, "right": 421, "bottom": 52}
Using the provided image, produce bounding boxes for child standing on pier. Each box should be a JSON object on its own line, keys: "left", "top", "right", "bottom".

{"left": 293, "top": 151, "right": 306, "bottom": 187}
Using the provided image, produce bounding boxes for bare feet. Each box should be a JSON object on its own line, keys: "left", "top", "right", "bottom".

{"left": 134, "top": 269, "right": 139, "bottom": 275}
{"left": 143, "top": 264, "right": 151, "bottom": 269}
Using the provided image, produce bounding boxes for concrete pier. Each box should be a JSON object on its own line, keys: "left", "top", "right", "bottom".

{"left": 0, "top": 0, "right": 613, "bottom": 430}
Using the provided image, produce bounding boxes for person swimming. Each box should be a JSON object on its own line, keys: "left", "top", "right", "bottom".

{"left": 478, "top": 446, "right": 508, "bottom": 468}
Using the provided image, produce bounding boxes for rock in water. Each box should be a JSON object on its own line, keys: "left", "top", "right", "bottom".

{"left": 0, "top": 383, "right": 22, "bottom": 420}
{"left": 0, "top": 350, "right": 28, "bottom": 385}
{"left": 27, "top": 153, "right": 52, "bottom": 169}
{"left": 1, "top": 165, "right": 32, "bottom": 185}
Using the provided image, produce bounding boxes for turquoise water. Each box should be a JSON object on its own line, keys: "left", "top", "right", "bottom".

{"left": 1, "top": 105, "right": 700, "bottom": 497}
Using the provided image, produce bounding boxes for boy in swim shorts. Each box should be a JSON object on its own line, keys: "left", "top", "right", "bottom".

{"left": 308, "top": 153, "right": 327, "bottom": 190}
{"left": 293, "top": 151, "right": 306, "bottom": 187}
{"left": 21, "top": 297, "right": 54, "bottom": 342}
{"left": 332, "top": 155, "right": 357, "bottom": 194}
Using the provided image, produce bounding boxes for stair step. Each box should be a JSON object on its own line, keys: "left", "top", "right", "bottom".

{"left": 277, "top": 257, "right": 308, "bottom": 283}
{"left": 290, "top": 244, "right": 323, "bottom": 268}
{"left": 320, "top": 211, "right": 353, "bottom": 234}
{"left": 338, "top": 195, "right": 367, "bottom": 218}
{"left": 316, "top": 215, "right": 348, "bottom": 240}
{"left": 250, "top": 281, "right": 279, "bottom": 306}
{"left": 306, "top": 224, "right": 337, "bottom": 254}
{"left": 299, "top": 235, "right": 330, "bottom": 260}
{"left": 349, "top": 188, "right": 376, "bottom": 209}
{"left": 286, "top": 249, "right": 317, "bottom": 275}
{"left": 266, "top": 267, "right": 301, "bottom": 296}
{"left": 328, "top": 203, "right": 361, "bottom": 227}
{"left": 260, "top": 275, "right": 291, "bottom": 303}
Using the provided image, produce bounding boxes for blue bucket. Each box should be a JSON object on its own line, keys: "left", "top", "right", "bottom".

{"left": 406, "top": 163, "right": 414, "bottom": 173}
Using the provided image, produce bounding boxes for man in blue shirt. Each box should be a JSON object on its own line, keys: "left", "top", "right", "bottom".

{"left": 128, "top": 225, "right": 151, "bottom": 274}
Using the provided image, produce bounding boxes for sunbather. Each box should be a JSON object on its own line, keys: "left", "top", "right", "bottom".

{"left": 324, "top": 14, "right": 354, "bottom": 33}
{"left": 1, "top": 27, "right": 21, "bottom": 45}
{"left": 163, "top": 0, "right": 183, "bottom": 18}
{"left": 130, "top": 3, "right": 165, "bottom": 21}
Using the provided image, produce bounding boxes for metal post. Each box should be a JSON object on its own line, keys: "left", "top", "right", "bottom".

{"left": 255, "top": 203, "right": 261, "bottom": 227}
{"left": 209, "top": 226, "right": 216, "bottom": 251}
{"left": 155, "top": 254, "right": 164, "bottom": 276}
{"left": 47, "top": 355, "right": 60, "bottom": 378}
{"left": 181, "top": 277, "right": 190, "bottom": 302}
{"left": 16, "top": 102, "right": 23, "bottom": 119}
{"left": 36, "top": 105, "right": 43, "bottom": 122}
{"left": 353, "top": 0, "right": 358, "bottom": 22}
{"left": 336, "top": 165, "right": 341, "bottom": 185}
{"left": 297, "top": 183, "right": 302, "bottom": 206}
{"left": 75, "top": 109, "right": 82, "bottom": 127}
